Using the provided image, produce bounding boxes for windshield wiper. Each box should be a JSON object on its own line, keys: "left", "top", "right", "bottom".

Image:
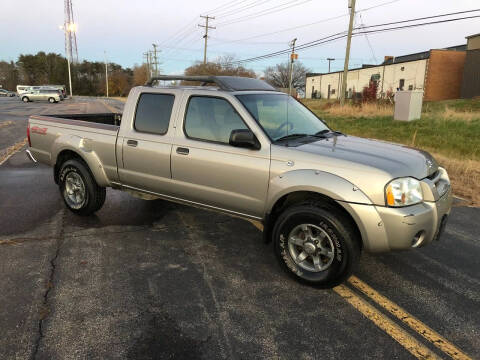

{"left": 274, "top": 133, "right": 309, "bottom": 142}
{"left": 315, "top": 129, "right": 344, "bottom": 136}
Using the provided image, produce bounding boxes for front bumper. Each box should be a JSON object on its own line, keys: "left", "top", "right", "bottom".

{"left": 374, "top": 186, "right": 452, "bottom": 251}
{"left": 340, "top": 169, "right": 453, "bottom": 252}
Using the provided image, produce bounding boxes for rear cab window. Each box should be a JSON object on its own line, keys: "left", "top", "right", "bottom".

{"left": 134, "top": 93, "right": 175, "bottom": 135}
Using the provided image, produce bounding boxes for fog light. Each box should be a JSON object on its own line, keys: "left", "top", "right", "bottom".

{"left": 411, "top": 231, "right": 426, "bottom": 248}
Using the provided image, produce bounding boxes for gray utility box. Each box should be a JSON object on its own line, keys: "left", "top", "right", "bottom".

{"left": 394, "top": 90, "right": 423, "bottom": 121}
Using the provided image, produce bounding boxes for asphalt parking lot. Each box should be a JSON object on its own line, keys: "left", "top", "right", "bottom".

{"left": 0, "top": 96, "right": 479, "bottom": 359}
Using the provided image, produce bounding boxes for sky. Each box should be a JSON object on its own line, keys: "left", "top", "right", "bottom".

{"left": 1, "top": 0, "right": 479, "bottom": 75}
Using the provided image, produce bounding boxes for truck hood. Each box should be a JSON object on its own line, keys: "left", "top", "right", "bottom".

{"left": 296, "top": 135, "right": 438, "bottom": 180}
{"left": 271, "top": 135, "right": 439, "bottom": 205}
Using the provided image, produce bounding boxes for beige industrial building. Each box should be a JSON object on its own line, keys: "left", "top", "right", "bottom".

{"left": 305, "top": 44, "right": 467, "bottom": 101}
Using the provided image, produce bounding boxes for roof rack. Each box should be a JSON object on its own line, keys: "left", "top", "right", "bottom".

{"left": 145, "top": 75, "right": 276, "bottom": 92}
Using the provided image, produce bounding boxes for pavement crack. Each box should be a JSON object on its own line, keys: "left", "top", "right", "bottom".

{"left": 31, "top": 210, "right": 66, "bottom": 360}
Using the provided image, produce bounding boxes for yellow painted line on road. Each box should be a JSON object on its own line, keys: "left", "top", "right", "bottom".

{"left": 0, "top": 120, "right": 13, "bottom": 129}
{"left": 333, "top": 284, "right": 441, "bottom": 359}
{"left": 100, "top": 99, "right": 120, "bottom": 113}
{"left": 0, "top": 138, "right": 28, "bottom": 166}
{"left": 249, "top": 220, "right": 263, "bottom": 231}
{"left": 348, "top": 276, "right": 472, "bottom": 360}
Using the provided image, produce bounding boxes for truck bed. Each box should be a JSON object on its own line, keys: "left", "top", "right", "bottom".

{"left": 44, "top": 112, "right": 122, "bottom": 126}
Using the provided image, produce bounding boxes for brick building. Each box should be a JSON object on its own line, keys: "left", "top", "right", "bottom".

{"left": 305, "top": 44, "right": 467, "bottom": 101}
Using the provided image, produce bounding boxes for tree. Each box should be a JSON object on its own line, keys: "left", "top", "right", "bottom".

{"left": 362, "top": 80, "right": 378, "bottom": 102}
{"left": 0, "top": 61, "right": 19, "bottom": 91}
{"left": 184, "top": 55, "right": 256, "bottom": 78}
{"left": 264, "top": 61, "right": 310, "bottom": 92}
{"left": 133, "top": 64, "right": 149, "bottom": 86}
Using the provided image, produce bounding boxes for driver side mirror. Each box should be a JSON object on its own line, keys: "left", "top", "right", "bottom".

{"left": 229, "top": 129, "right": 261, "bottom": 150}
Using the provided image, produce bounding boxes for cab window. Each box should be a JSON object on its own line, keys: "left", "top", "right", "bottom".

{"left": 184, "top": 96, "right": 247, "bottom": 144}
{"left": 134, "top": 93, "right": 175, "bottom": 135}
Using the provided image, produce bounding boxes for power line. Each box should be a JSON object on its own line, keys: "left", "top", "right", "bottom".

{"left": 228, "top": 11, "right": 480, "bottom": 64}
{"left": 214, "top": 0, "right": 276, "bottom": 19}
{"left": 209, "top": 0, "right": 401, "bottom": 46}
{"left": 216, "top": 0, "right": 313, "bottom": 26}
{"left": 358, "top": 13, "right": 377, "bottom": 63}
{"left": 205, "top": 0, "right": 246, "bottom": 15}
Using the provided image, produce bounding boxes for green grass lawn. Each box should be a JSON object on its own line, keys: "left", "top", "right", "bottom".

{"left": 303, "top": 99, "right": 480, "bottom": 161}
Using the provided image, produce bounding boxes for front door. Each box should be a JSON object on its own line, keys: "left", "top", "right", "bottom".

{"left": 171, "top": 95, "right": 270, "bottom": 218}
{"left": 118, "top": 92, "right": 177, "bottom": 195}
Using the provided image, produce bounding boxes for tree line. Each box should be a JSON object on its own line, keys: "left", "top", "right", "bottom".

{"left": 0, "top": 52, "right": 309, "bottom": 96}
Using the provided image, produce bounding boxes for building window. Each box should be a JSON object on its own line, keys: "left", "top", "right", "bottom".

{"left": 331, "top": 89, "right": 336, "bottom": 94}
{"left": 399, "top": 79, "right": 405, "bottom": 91}
{"left": 408, "top": 85, "right": 413, "bottom": 90}
{"left": 401, "top": 66, "right": 405, "bottom": 71}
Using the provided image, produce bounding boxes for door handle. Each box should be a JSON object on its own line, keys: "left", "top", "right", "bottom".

{"left": 127, "top": 139, "right": 138, "bottom": 147}
{"left": 176, "top": 147, "right": 189, "bottom": 155}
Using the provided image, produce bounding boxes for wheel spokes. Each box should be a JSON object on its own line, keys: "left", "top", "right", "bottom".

{"left": 296, "top": 251, "right": 308, "bottom": 263}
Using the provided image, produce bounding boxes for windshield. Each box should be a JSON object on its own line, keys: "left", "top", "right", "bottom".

{"left": 236, "top": 93, "right": 329, "bottom": 141}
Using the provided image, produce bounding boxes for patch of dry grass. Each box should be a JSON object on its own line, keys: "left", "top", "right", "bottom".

{"left": 441, "top": 106, "right": 478, "bottom": 123}
{"left": 434, "top": 154, "right": 480, "bottom": 206}
{"left": 324, "top": 102, "right": 394, "bottom": 118}
{"left": 110, "top": 96, "right": 127, "bottom": 102}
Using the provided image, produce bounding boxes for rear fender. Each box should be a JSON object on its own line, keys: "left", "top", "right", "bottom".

{"left": 51, "top": 134, "right": 110, "bottom": 187}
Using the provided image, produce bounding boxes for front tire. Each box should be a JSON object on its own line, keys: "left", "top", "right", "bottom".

{"left": 48, "top": 97, "right": 56, "bottom": 103}
{"left": 273, "top": 203, "right": 360, "bottom": 288}
{"left": 58, "top": 159, "right": 106, "bottom": 216}
{"left": 22, "top": 96, "right": 29, "bottom": 102}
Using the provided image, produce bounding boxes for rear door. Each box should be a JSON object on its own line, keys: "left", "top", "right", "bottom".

{"left": 170, "top": 92, "right": 270, "bottom": 218}
{"left": 118, "top": 90, "right": 179, "bottom": 195}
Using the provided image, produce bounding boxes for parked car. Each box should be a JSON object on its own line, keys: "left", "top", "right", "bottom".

{"left": 21, "top": 89, "right": 60, "bottom": 103}
{"left": 25, "top": 76, "right": 452, "bottom": 288}
{"left": 0, "top": 89, "right": 16, "bottom": 97}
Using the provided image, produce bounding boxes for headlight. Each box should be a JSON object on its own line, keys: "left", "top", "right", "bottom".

{"left": 385, "top": 177, "right": 423, "bottom": 207}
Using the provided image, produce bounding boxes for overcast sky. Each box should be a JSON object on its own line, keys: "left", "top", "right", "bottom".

{"left": 1, "top": 0, "right": 479, "bottom": 75}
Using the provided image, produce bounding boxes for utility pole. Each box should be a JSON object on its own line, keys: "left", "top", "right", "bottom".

{"left": 104, "top": 51, "right": 109, "bottom": 98}
{"left": 59, "top": 24, "right": 73, "bottom": 97}
{"left": 288, "top": 38, "right": 297, "bottom": 96}
{"left": 67, "top": 55, "right": 73, "bottom": 97}
{"left": 340, "top": 0, "right": 356, "bottom": 105}
{"left": 143, "top": 52, "right": 151, "bottom": 80}
{"left": 199, "top": 15, "right": 215, "bottom": 64}
{"left": 152, "top": 44, "right": 159, "bottom": 77}
{"left": 327, "top": 58, "right": 335, "bottom": 73}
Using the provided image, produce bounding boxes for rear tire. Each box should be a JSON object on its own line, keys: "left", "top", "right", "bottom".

{"left": 48, "top": 97, "right": 56, "bottom": 103}
{"left": 272, "top": 202, "right": 361, "bottom": 288}
{"left": 22, "top": 96, "right": 29, "bottom": 102}
{"left": 58, "top": 159, "right": 106, "bottom": 216}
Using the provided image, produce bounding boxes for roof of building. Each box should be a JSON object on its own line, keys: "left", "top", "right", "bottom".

{"left": 306, "top": 44, "right": 466, "bottom": 78}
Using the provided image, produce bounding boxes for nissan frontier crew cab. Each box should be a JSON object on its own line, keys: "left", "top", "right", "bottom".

{"left": 26, "top": 76, "right": 452, "bottom": 288}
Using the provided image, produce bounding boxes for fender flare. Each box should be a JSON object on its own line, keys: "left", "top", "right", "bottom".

{"left": 265, "top": 169, "right": 373, "bottom": 214}
{"left": 262, "top": 169, "right": 375, "bottom": 245}
{"left": 51, "top": 134, "right": 110, "bottom": 187}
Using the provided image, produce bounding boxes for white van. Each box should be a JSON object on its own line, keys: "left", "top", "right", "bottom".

{"left": 17, "top": 85, "right": 32, "bottom": 95}
{"left": 17, "top": 85, "right": 66, "bottom": 99}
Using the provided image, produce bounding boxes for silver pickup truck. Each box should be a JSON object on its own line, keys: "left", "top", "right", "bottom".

{"left": 26, "top": 75, "right": 452, "bottom": 287}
